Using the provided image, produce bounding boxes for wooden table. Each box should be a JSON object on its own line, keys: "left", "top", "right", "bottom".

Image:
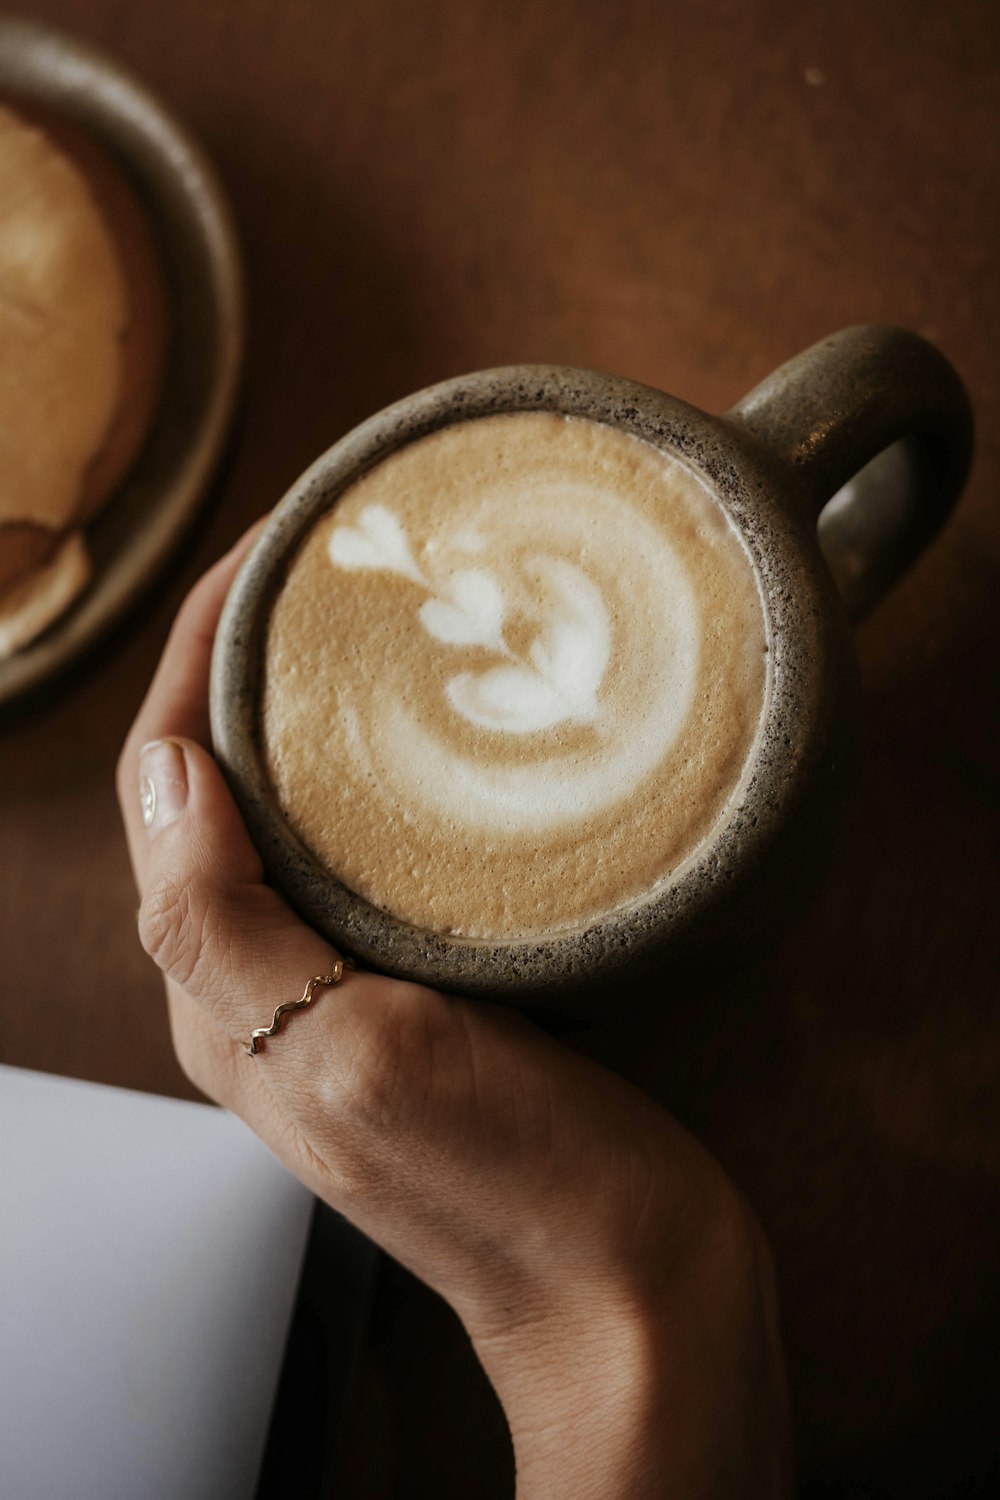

{"left": 3, "top": 3, "right": 998, "bottom": 1494}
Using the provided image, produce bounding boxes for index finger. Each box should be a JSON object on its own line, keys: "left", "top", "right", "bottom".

{"left": 117, "top": 518, "right": 265, "bottom": 876}
{"left": 135, "top": 519, "right": 266, "bottom": 748}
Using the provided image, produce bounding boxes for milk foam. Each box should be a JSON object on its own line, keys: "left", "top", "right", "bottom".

{"left": 261, "top": 413, "right": 769, "bottom": 939}
{"left": 326, "top": 480, "right": 699, "bottom": 830}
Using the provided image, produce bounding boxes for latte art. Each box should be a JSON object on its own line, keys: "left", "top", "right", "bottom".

{"left": 424, "top": 554, "right": 610, "bottom": 734}
{"left": 329, "top": 507, "right": 617, "bottom": 735}
{"left": 323, "top": 487, "right": 700, "bottom": 840}
{"left": 261, "top": 413, "right": 769, "bottom": 939}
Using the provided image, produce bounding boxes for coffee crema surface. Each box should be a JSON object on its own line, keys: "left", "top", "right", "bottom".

{"left": 260, "top": 413, "right": 770, "bottom": 940}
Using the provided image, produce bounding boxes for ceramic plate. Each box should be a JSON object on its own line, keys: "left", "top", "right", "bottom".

{"left": 0, "top": 16, "right": 243, "bottom": 710}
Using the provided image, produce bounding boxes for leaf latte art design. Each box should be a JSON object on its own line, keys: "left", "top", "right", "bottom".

{"left": 329, "top": 506, "right": 610, "bottom": 734}
{"left": 322, "top": 480, "right": 702, "bottom": 838}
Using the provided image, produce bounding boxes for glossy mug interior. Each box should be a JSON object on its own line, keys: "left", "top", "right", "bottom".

{"left": 211, "top": 326, "right": 971, "bottom": 1013}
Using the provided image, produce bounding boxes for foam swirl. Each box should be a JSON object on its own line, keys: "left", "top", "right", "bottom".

{"left": 326, "top": 485, "right": 699, "bottom": 832}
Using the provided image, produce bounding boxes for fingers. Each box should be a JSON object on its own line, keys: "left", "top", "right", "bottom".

{"left": 136, "top": 519, "right": 265, "bottom": 745}
{"left": 130, "top": 734, "right": 426, "bottom": 1111}
{"left": 127, "top": 734, "right": 501, "bottom": 1273}
{"left": 133, "top": 735, "right": 357, "bottom": 1028}
{"left": 117, "top": 519, "right": 265, "bottom": 883}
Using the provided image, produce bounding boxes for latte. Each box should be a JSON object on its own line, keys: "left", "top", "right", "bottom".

{"left": 260, "top": 412, "right": 769, "bottom": 940}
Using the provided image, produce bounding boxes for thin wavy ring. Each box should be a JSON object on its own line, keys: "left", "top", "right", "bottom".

{"left": 244, "top": 961, "right": 350, "bottom": 1057}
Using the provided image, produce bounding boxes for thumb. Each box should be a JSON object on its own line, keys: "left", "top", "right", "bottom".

{"left": 135, "top": 735, "right": 341, "bottom": 1021}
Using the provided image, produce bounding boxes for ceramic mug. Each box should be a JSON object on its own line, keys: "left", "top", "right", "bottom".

{"left": 211, "top": 326, "right": 971, "bottom": 1013}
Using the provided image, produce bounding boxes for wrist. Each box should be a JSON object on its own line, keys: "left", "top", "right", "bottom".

{"left": 469, "top": 1202, "right": 793, "bottom": 1500}
{"left": 484, "top": 1287, "right": 675, "bottom": 1500}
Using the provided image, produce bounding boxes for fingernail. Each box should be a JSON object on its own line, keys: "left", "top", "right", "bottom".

{"left": 139, "top": 739, "right": 188, "bottom": 838}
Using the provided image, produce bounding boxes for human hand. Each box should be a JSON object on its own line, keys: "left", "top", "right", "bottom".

{"left": 117, "top": 527, "right": 793, "bottom": 1499}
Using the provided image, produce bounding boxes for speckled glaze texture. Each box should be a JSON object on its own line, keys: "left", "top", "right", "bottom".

{"left": 211, "top": 327, "right": 971, "bottom": 1011}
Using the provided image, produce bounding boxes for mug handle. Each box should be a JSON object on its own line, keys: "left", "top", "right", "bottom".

{"left": 725, "top": 325, "right": 973, "bottom": 620}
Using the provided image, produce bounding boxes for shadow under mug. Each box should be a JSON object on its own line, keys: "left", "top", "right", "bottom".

{"left": 211, "top": 325, "right": 972, "bottom": 1014}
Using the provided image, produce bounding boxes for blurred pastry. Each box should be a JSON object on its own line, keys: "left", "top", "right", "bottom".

{"left": 0, "top": 97, "right": 168, "bottom": 658}
{"left": 0, "top": 532, "right": 89, "bottom": 658}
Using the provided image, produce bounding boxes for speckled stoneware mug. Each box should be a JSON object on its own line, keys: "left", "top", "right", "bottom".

{"left": 211, "top": 326, "right": 971, "bottom": 1014}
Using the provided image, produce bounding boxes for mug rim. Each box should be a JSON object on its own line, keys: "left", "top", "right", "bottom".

{"left": 211, "top": 364, "right": 838, "bottom": 999}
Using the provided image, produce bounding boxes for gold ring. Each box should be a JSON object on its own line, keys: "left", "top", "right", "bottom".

{"left": 245, "top": 960, "right": 351, "bottom": 1057}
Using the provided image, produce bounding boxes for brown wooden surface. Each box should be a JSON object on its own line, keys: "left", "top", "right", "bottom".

{"left": 2, "top": 3, "right": 998, "bottom": 1495}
